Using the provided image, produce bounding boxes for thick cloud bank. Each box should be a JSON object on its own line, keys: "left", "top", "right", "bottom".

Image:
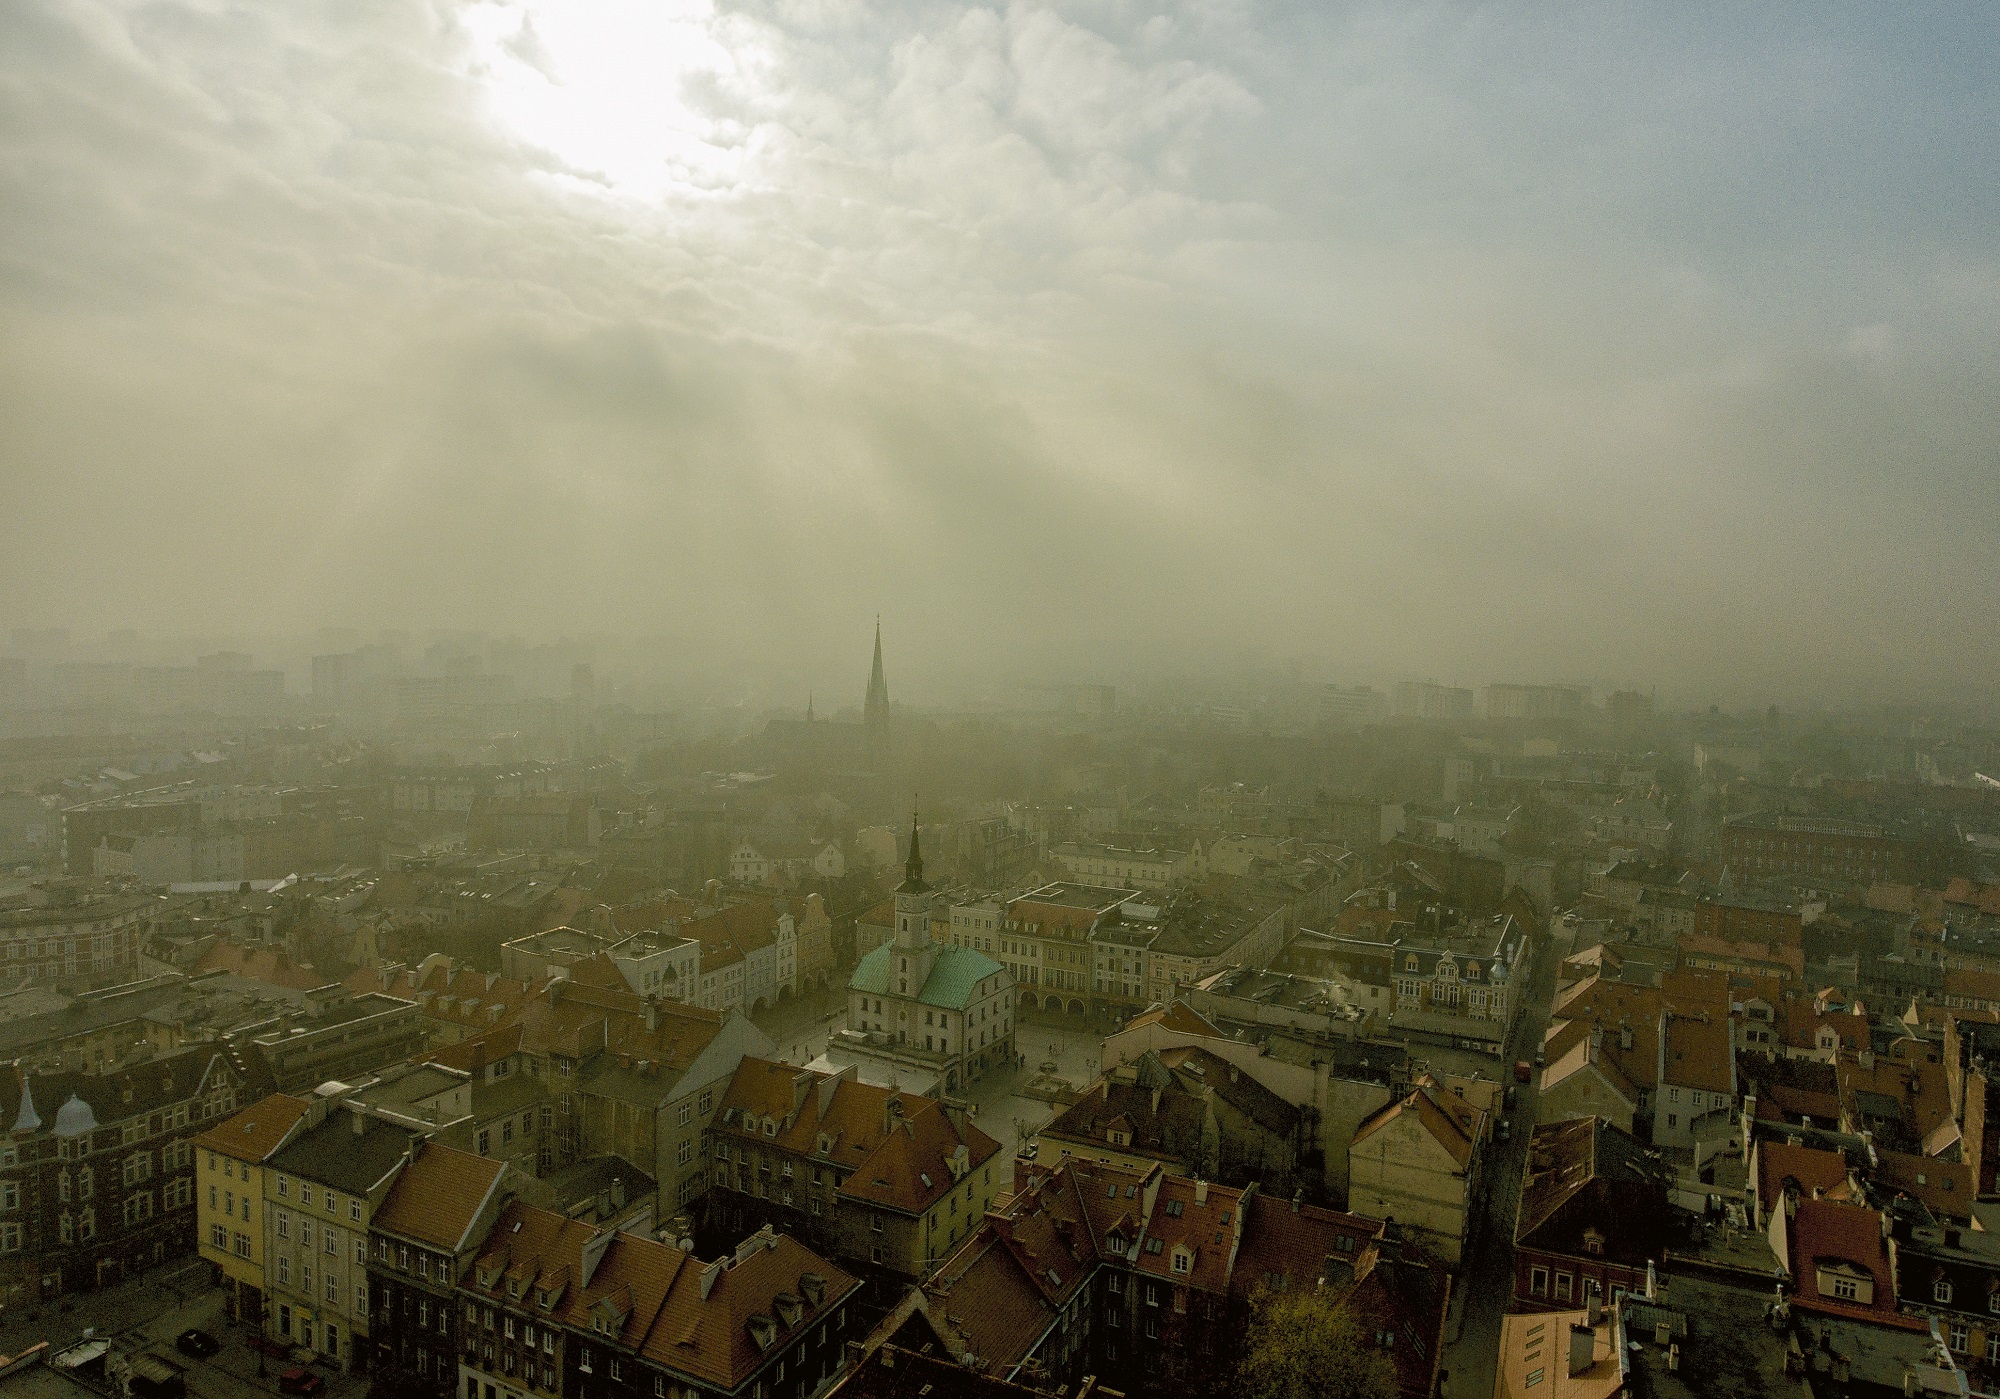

{"left": 2, "top": 1, "right": 1996, "bottom": 702}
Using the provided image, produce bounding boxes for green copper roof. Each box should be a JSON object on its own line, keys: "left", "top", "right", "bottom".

{"left": 848, "top": 943, "right": 1006, "bottom": 1009}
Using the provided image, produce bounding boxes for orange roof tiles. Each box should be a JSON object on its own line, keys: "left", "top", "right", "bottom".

{"left": 193, "top": 1092, "right": 313, "bottom": 1161}
{"left": 1352, "top": 1082, "right": 1478, "bottom": 1170}
{"left": 716, "top": 1058, "right": 1001, "bottom": 1217}
{"left": 1789, "top": 1199, "right": 1914, "bottom": 1324}
{"left": 1755, "top": 1141, "right": 1853, "bottom": 1215}
{"left": 373, "top": 1142, "right": 509, "bottom": 1253}
{"left": 1661, "top": 1013, "right": 1734, "bottom": 1095}
{"left": 465, "top": 1201, "right": 859, "bottom": 1392}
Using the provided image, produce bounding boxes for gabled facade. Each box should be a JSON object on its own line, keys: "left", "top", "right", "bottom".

{"left": 705, "top": 1058, "right": 1003, "bottom": 1288}
{"left": 459, "top": 1202, "right": 863, "bottom": 1399}
{"left": 896, "top": 1156, "right": 1448, "bottom": 1399}
{"left": 1512, "top": 1118, "right": 1672, "bottom": 1310}
{"left": 368, "top": 1141, "right": 529, "bottom": 1392}
{"left": 1347, "top": 1079, "right": 1483, "bottom": 1266}
{"left": 194, "top": 1091, "right": 314, "bottom": 1325}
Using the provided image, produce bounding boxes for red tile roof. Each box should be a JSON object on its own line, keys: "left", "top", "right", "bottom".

{"left": 193, "top": 1092, "right": 313, "bottom": 1161}
{"left": 1352, "top": 1081, "right": 1478, "bottom": 1170}
{"left": 372, "top": 1142, "right": 509, "bottom": 1253}
{"left": 1661, "top": 1012, "right": 1734, "bottom": 1095}
{"left": 1755, "top": 1141, "right": 1852, "bottom": 1216}
{"left": 465, "top": 1203, "right": 859, "bottom": 1391}
{"left": 716, "top": 1058, "right": 1001, "bottom": 1217}
{"left": 1789, "top": 1199, "right": 1918, "bottom": 1324}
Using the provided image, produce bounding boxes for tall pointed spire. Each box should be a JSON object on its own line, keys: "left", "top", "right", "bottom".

{"left": 864, "top": 617, "right": 890, "bottom": 736}
{"left": 899, "top": 801, "right": 926, "bottom": 894}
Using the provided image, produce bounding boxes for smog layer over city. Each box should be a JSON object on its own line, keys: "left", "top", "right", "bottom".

{"left": 1, "top": 4, "right": 1997, "bottom": 1399}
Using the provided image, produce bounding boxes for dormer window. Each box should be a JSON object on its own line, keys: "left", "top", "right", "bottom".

{"left": 1582, "top": 1230, "right": 1604, "bottom": 1257}
{"left": 1405, "top": 956, "right": 1419, "bottom": 973}
{"left": 1937, "top": 1280, "right": 1955, "bottom": 1305}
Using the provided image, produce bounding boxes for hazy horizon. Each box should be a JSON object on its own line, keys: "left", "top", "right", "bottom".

{"left": 5, "top": 3, "right": 1997, "bottom": 708}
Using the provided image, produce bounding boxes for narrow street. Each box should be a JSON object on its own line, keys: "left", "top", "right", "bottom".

{"left": 1439, "top": 918, "right": 1575, "bottom": 1399}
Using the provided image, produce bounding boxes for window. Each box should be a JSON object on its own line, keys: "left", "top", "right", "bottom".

{"left": 1953, "top": 1323, "right": 1970, "bottom": 1354}
{"left": 1555, "top": 1274, "right": 1573, "bottom": 1302}
{"left": 277, "top": 1175, "right": 289, "bottom": 1198}
{"left": 277, "top": 1257, "right": 290, "bottom": 1285}
{"left": 1937, "top": 1280, "right": 1955, "bottom": 1305}
{"left": 325, "top": 1230, "right": 337, "bottom": 1255}
{"left": 211, "top": 1224, "right": 228, "bottom": 1249}
{"left": 678, "top": 1103, "right": 692, "bottom": 1127}
{"left": 300, "top": 1184, "right": 313, "bottom": 1207}
{"left": 1832, "top": 1277, "right": 1858, "bottom": 1301}
{"left": 1530, "top": 1266, "right": 1548, "bottom": 1297}
{"left": 235, "top": 1232, "right": 252, "bottom": 1258}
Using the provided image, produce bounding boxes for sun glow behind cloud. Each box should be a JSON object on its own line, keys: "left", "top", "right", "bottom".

{"left": 460, "top": 0, "right": 764, "bottom": 200}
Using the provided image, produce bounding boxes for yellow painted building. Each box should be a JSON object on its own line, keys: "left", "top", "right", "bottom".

{"left": 193, "top": 1093, "right": 315, "bottom": 1326}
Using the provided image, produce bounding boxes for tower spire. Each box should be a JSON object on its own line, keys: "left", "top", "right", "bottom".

{"left": 864, "top": 617, "right": 890, "bottom": 735}
{"left": 899, "top": 800, "right": 926, "bottom": 893}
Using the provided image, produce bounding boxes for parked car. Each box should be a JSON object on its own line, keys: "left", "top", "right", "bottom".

{"left": 1498, "top": 1119, "right": 1512, "bottom": 1143}
{"left": 1504, "top": 1084, "right": 1518, "bottom": 1110}
{"left": 1513, "top": 1060, "right": 1532, "bottom": 1083}
{"left": 278, "top": 1368, "right": 327, "bottom": 1397}
{"left": 174, "top": 1330, "right": 220, "bottom": 1360}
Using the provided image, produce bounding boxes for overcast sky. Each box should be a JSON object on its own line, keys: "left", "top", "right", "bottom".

{"left": 3, "top": 1, "right": 1996, "bottom": 704}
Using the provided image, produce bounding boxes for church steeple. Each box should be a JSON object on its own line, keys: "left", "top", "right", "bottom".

{"left": 899, "top": 804, "right": 926, "bottom": 894}
{"left": 892, "top": 802, "right": 932, "bottom": 967}
{"left": 864, "top": 617, "right": 890, "bottom": 736}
